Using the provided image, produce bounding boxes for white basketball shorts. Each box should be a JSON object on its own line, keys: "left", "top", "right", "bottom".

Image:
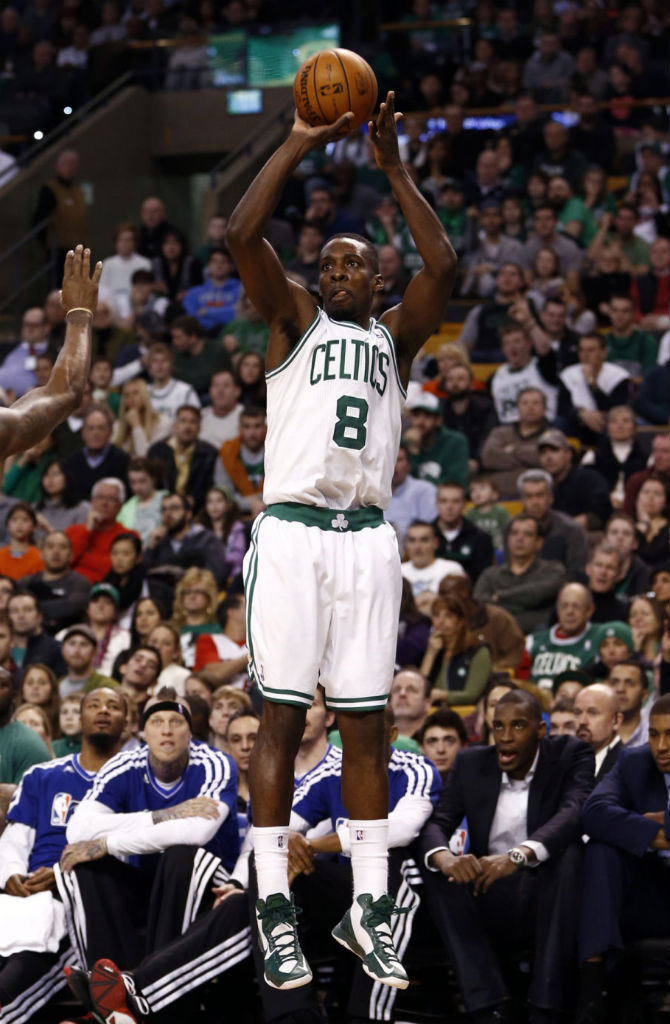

{"left": 243, "top": 503, "right": 402, "bottom": 711}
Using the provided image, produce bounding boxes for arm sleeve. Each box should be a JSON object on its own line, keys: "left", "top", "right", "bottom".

{"left": 130, "top": 425, "right": 150, "bottom": 457}
{"left": 480, "top": 428, "right": 519, "bottom": 470}
{"left": 499, "top": 561, "right": 567, "bottom": 611}
{"left": 230, "top": 829, "right": 252, "bottom": 889}
{"left": 473, "top": 567, "right": 497, "bottom": 603}
{"left": 417, "top": 753, "right": 467, "bottom": 862}
{"left": 0, "top": 823, "right": 35, "bottom": 887}
{"left": 388, "top": 794, "right": 436, "bottom": 848}
{"left": 442, "top": 646, "right": 492, "bottom": 705}
{"left": 581, "top": 757, "right": 661, "bottom": 857}
{"left": 194, "top": 633, "right": 220, "bottom": 669}
{"left": 65, "top": 526, "right": 92, "bottom": 566}
{"left": 458, "top": 306, "right": 480, "bottom": 347}
{"left": 527, "top": 742, "right": 595, "bottom": 856}
{"left": 214, "top": 460, "right": 252, "bottom": 513}
{"left": 66, "top": 798, "right": 230, "bottom": 855}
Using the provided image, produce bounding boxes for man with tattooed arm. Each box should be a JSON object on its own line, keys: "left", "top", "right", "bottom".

{"left": 56, "top": 686, "right": 241, "bottom": 986}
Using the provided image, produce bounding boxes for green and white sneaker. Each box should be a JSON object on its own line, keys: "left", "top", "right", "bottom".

{"left": 255, "top": 892, "right": 313, "bottom": 990}
{"left": 331, "top": 893, "right": 409, "bottom": 989}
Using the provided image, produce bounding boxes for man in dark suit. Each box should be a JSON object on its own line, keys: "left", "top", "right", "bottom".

{"left": 64, "top": 403, "right": 129, "bottom": 503}
{"left": 577, "top": 695, "right": 670, "bottom": 1024}
{"left": 573, "top": 684, "right": 623, "bottom": 783}
{"left": 418, "top": 690, "right": 594, "bottom": 1024}
{"left": 148, "top": 405, "right": 217, "bottom": 514}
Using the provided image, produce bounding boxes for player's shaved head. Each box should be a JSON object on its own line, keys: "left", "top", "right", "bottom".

{"left": 324, "top": 233, "right": 380, "bottom": 274}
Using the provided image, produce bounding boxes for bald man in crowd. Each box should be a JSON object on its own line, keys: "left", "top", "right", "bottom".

{"left": 573, "top": 684, "right": 623, "bottom": 783}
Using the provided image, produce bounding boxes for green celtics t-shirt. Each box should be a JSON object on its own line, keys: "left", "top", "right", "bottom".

{"left": 0, "top": 720, "right": 51, "bottom": 784}
{"left": 526, "top": 623, "right": 600, "bottom": 690}
{"left": 466, "top": 505, "right": 510, "bottom": 551}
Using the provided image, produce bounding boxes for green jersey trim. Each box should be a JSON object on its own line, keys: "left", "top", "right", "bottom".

{"left": 265, "top": 312, "right": 321, "bottom": 381}
{"left": 265, "top": 502, "right": 383, "bottom": 531}
{"left": 375, "top": 320, "right": 407, "bottom": 400}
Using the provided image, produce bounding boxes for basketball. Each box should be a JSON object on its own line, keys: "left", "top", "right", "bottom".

{"left": 293, "top": 48, "right": 378, "bottom": 135}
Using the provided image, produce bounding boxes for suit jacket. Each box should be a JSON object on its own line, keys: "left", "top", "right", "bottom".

{"left": 594, "top": 739, "right": 623, "bottom": 785}
{"left": 582, "top": 745, "right": 669, "bottom": 857}
{"left": 419, "top": 735, "right": 594, "bottom": 861}
{"left": 148, "top": 439, "right": 217, "bottom": 513}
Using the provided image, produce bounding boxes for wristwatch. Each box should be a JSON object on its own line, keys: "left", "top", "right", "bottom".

{"left": 507, "top": 846, "right": 528, "bottom": 867}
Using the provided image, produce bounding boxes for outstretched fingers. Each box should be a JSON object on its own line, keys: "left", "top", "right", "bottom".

{"left": 81, "top": 245, "right": 90, "bottom": 281}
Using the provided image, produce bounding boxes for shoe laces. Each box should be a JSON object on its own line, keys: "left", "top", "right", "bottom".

{"left": 363, "top": 895, "right": 408, "bottom": 961}
{"left": 258, "top": 896, "right": 303, "bottom": 966}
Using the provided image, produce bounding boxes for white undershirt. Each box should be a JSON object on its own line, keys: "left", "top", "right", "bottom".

{"left": 488, "top": 748, "right": 548, "bottom": 862}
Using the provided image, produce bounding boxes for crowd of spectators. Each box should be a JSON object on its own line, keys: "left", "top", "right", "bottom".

{"left": 0, "top": 0, "right": 669, "bottom": 1021}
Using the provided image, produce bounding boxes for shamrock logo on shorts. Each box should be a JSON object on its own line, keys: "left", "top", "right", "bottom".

{"left": 331, "top": 513, "right": 349, "bottom": 531}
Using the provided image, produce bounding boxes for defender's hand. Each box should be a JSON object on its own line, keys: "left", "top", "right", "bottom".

{"left": 60, "top": 245, "right": 102, "bottom": 315}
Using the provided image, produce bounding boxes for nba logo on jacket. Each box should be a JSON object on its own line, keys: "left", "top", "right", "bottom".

{"left": 50, "top": 791, "right": 73, "bottom": 826}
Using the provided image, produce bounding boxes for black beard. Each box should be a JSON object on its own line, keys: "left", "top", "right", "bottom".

{"left": 86, "top": 730, "right": 121, "bottom": 752}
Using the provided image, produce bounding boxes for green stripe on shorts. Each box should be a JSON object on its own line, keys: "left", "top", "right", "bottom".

{"left": 265, "top": 502, "right": 383, "bottom": 532}
{"left": 326, "top": 694, "right": 390, "bottom": 711}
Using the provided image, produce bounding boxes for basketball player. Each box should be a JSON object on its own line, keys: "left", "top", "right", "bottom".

{"left": 0, "top": 246, "right": 100, "bottom": 466}
{"left": 0, "top": 687, "right": 126, "bottom": 1022}
{"left": 226, "top": 92, "right": 456, "bottom": 991}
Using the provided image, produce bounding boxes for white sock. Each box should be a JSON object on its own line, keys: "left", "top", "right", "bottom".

{"left": 252, "top": 825, "right": 290, "bottom": 901}
{"left": 349, "top": 819, "right": 388, "bottom": 900}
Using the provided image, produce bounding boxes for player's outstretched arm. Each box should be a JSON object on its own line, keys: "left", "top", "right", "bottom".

{"left": 372, "top": 93, "right": 457, "bottom": 384}
{"left": 0, "top": 245, "right": 100, "bottom": 460}
{"left": 226, "top": 111, "right": 353, "bottom": 345}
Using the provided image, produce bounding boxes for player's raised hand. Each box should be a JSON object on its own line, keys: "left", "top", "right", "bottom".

{"left": 369, "top": 91, "right": 403, "bottom": 173}
{"left": 291, "top": 108, "right": 354, "bottom": 145}
{"left": 60, "top": 244, "right": 102, "bottom": 315}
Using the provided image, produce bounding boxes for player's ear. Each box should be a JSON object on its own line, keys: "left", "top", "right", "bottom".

{"left": 373, "top": 273, "right": 384, "bottom": 293}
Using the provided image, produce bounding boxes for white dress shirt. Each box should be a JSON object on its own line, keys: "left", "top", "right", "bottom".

{"left": 487, "top": 748, "right": 549, "bottom": 863}
{"left": 594, "top": 736, "right": 622, "bottom": 777}
{"left": 425, "top": 746, "right": 549, "bottom": 869}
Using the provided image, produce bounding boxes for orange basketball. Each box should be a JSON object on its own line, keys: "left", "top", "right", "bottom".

{"left": 293, "top": 48, "right": 378, "bottom": 135}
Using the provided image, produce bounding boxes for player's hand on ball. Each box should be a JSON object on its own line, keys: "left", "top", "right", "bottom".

{"left": 369, "top": 91, "right": 403, "bottom": 172}
{"left": 292, "top": 109, "right": 354, "bottom": 144}
{"left": 60, "top": 245, "right": 102, "bottom": 315}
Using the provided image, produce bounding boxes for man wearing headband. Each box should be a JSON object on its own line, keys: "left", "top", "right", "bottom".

{"left": 55, "top": 683, "right": 242, "bottom": 994}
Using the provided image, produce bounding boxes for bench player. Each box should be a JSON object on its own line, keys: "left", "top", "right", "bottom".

{"left": 226, "top": 91, "right": 457, "bottom": 991}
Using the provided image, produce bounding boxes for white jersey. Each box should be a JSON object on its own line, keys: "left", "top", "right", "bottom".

{"left": 263, "top": 309, "right": 406, "bottom": 510}
{"left": 490, "top": 357, "right": 557, "bottom": 424}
